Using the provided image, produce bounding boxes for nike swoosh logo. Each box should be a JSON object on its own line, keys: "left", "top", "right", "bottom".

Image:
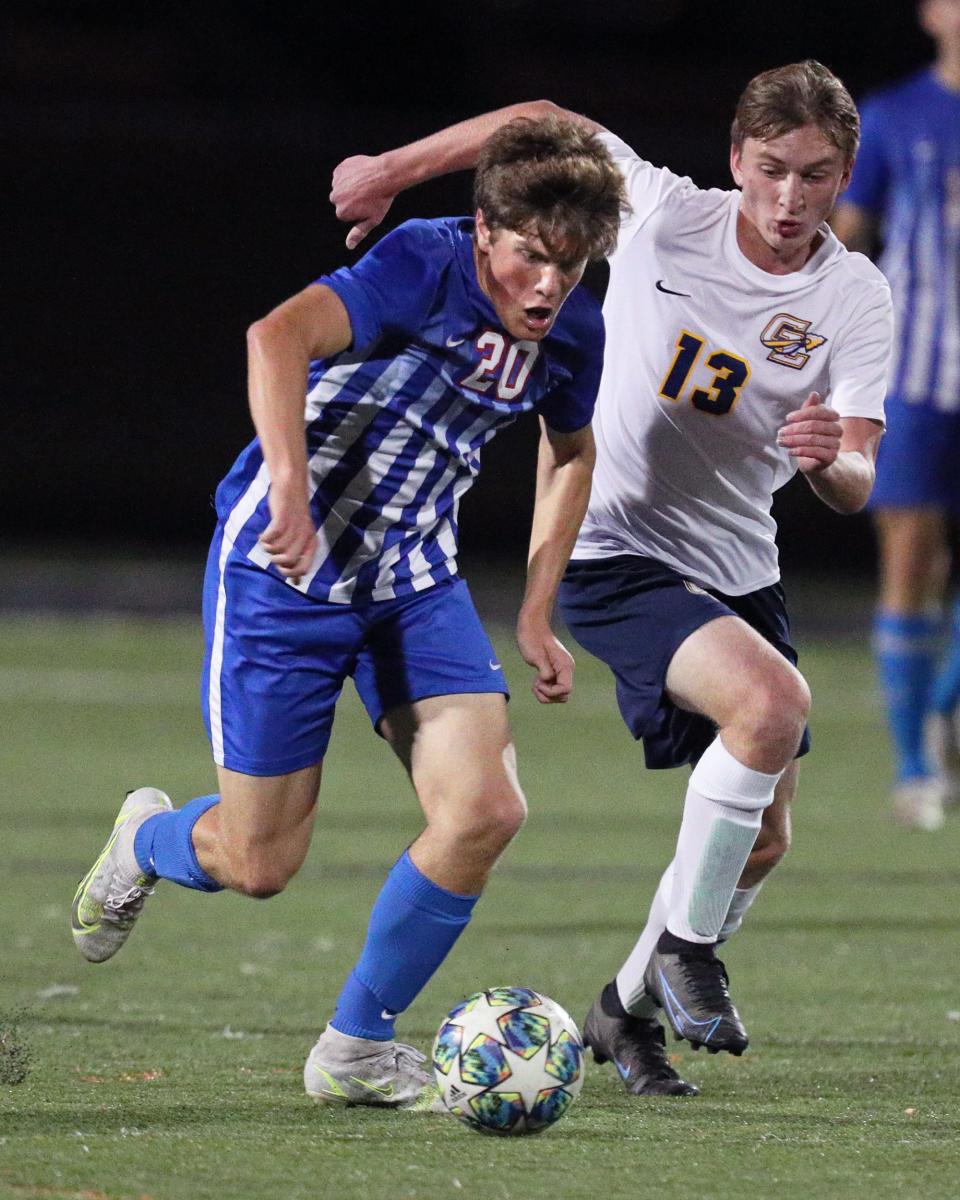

{"left": 446, "top": 336, "right": 466, "bottom": 347}
{"left": 349, "top": 1077, "right": 395, "bottom": 1098}
{"left": 489, "top": 660, "right": 502, "bottom": 671}
{"left": 655, "top": 279, "right": 691, "bottom": 297}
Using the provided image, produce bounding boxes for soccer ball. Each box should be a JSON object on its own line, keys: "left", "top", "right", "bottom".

{"left": 432, "top": 986, "right": 584, "bottom": 1134}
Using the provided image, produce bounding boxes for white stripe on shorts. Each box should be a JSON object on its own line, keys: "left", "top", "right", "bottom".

{"left": 209, "top": 463, "right": 271, "bottom": 765}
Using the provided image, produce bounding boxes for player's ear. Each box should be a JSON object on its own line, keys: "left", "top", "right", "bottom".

{"left": 729, "top": 143, "right": 744, "bottom": 187}
{"left": 838, "top": 155, "right": 854, "bottom": 195}
{"left": 475, "top": 208, "right": 493, "bottom": 253}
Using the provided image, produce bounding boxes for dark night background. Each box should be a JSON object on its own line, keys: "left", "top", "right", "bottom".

{"left": 3, "top": 1, "right": 936, "bottom": 590}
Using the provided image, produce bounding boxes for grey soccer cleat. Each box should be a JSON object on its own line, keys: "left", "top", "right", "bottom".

{"left": 71, "top": 787, "right": 172, "bottom": 962}
{"left": 304, "top": 1025, "right": 443, "bottom": 1111}
{"left": 582, "top": 996, "right": 699, "bottom": 1096}
{"left": 644, "top": 940, "right": 749, "bottom": 1055}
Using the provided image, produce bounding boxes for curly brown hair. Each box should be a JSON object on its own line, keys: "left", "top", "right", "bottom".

{"left": 731, "top": 60, "right": 860, "bottom": 160}
{"left": 473, "top": 116, "right": 629, "bottom": 262}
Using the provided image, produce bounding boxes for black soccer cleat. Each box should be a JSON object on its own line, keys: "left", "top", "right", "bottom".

{"left": 582, "top": 996, "right": 699, "bottom": 1097}
{"left": 643, "top": 937, "right": 749, "bottom": 1056}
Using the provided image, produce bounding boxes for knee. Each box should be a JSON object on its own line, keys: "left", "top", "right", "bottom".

{"left": 740, "top": 668, "right": 810, "bottom": 755}
{"left": 488, "top": 784, "right": 528, "bottom": 844}
{"left": 227, "top": 854, "right": 297, "bottom": 900}
{"left": 430, "top": 775, "right": 528, "bottom": 855}
{"left": 486, "top": 743, "right": 528, "bottom": 842}
{"left": 462, "top": 781, "right": 528, "bottom": 848}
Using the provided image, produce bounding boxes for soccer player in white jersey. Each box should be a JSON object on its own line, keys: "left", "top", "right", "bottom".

{"left": 71, "top": 118, "right": 628, "bottom": 1109}
{"left": 330, "top": 60, "right": 892, "bottom": 1097}
{"left": 834, "top": 0, "right": 960, "bottom": 833}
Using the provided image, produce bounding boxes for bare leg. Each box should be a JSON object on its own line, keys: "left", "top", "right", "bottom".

{"left": 192, "top": 762, "right": 323, "bottom": 897}
{"left": 381, "top": 692, "right": 526, "bottom": 894}
{"left": 875, "top": 507, "right": 949, "bottom": 614}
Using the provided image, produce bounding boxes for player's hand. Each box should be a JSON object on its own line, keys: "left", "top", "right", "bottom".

{"left": 517, "top": 618, "right": 575, "bottom": 705}
{"left": 330, "top": 155, "right": 396, "bottom": 249}
{"left": 777, "top": 391, "right": 843, "bottom": 474}
{"left": 259, "top": 481, "right": 317, "bottom": 584}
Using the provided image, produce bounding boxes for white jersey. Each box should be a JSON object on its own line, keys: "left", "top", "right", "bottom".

{"left": 574, "top": 131, "right": 893, "bottom": 595}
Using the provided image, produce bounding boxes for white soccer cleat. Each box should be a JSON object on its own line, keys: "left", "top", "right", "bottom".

{"left": 926, "top": 710, "right": 960, "bottom": 809}
{"left": 304, "top": 1025, "right": 442, "bottom": 1111}
{"left": 891, "top": 777, "right": 945, "bottom": 832}
{"left": 71, "top": 787, "right": 172, "bottom": 962}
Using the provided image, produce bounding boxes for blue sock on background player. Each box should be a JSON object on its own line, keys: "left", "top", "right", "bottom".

{"left": 134, "top": 795, "right": 224, "bottom": 892}
{"left": 331, "top": 850, "right": 479, "bottom": 1040}
{"left": 873, "top": 609, "right": 940, "bottom": 782}
{"left": 931, "top": 598, "right": 960, "bottom": 717}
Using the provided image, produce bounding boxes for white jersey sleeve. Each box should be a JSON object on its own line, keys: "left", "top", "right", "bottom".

{"left": 825, "top": 254, "right": 892, "bottom": 422}
{"left": 597, "top": 131, "right": 697, "bottom": 250}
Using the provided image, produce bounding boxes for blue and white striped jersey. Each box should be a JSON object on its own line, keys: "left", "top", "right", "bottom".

{"left": 845, "top": 70, "right": 960, "bottom": 411}
{"left": 214, "top": 217, "right": 605, "bottom": 604}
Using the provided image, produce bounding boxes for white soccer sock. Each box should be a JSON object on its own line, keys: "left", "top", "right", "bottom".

{"left": 616, "top": 861, "right": 673, "bottom": 1016}
{"left": 718, "top": 881, "right": 765, "bottom": 941}
{"left": 667, "top": 736, "right": 781, "bottom": 944}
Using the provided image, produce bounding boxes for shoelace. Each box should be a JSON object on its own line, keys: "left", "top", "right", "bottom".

{"left": 393, "top": 1043, "right": 428, "bottom": 1072}
{"left": 624, "top": 1021, "right": 675, "bottom": 1081}
{"left": 104, "top": 878, "right": 155, "bottom": 921}
{"left": 676, "top": 953, "right": 732, "bottom": 1010}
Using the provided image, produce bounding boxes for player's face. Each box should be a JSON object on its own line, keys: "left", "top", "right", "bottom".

{"left": 473, "top": 212, "right": 587, "bottom": 341}
{"left": 731, "top": 124, "right": 853, "bottom": 272}
{"left": 921, "top": 0, "right": 960, "bottom": 52}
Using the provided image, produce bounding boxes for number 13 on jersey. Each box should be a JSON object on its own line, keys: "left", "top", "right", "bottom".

{"left": 658, "top": 330, "right": 751, "bottom": 416}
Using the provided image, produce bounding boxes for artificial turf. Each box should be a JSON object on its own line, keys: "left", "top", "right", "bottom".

{"left": 1, "top": 611, "right": 958, "bottom": 1200}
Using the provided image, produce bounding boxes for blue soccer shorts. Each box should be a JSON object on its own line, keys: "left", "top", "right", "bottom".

{"left": 200, "top": 535, "right": 509, "bottom": 777}
{"left": 869, "top": 396, "right": 960, "bottom": 511}
{"left": 558, "top": 554, "right": 811, "bottom": 770}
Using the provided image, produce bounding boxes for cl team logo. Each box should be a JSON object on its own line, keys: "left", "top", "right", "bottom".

{"left": 760, "top": 312, "right": 828, "bottom": 370}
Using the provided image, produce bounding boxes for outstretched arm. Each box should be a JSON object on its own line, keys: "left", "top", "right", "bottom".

{"left": 330, "top": 101, "right": 600, "bottom": 249}
{"left": 246, "top": 284, "right": 353, "bottom": 581}
{"left": 517, "top": 420, "right": 596, "bottom": 704}
{"left": 777, "top": 392, "right": 883, "bottom": 514}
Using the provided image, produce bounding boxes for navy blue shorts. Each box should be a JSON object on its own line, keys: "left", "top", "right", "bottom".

{"left": 558, "top": 554, "right": 811, "bottom": 769}
{"left": 870, "top": 396, "right": 960, "bottom": 512}
{"left": 201, "top": 526, "right": 509, "bottom": 776}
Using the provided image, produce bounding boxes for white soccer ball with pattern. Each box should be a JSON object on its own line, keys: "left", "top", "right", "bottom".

{"left": 432, "top": 986, "right": 584, "bottom": 1134}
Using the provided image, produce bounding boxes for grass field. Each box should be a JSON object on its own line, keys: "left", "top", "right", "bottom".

{"left": 1, "top": 608, "right": 959, "bottom": 1200}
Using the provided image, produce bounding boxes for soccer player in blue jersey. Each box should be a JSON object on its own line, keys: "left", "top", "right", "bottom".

{"left": 834, "top": 0, "right": 960, "bottom": 832}
{"left": 71, "top": 116, "right": 627, "bottom": 1108}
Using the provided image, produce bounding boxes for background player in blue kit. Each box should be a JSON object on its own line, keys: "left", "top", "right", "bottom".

{"left": 834, "top": 0, "right": 960, "bottom": 832}
{"left": 71, "top": 117, "right": 627, "bottom": 1108}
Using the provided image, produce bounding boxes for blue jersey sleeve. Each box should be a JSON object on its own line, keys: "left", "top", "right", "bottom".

{"left": 538, "top": 297, "right": 605, "bottom": 432}
{"left": 318, "top": 220, "right": 448, "bottom": 352}
{"left": 844, "top": 96, "right": 889, "bottom": 213}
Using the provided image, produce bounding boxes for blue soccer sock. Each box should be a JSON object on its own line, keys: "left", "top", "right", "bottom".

{"left": 331, "top": 850, "right": 479, "bottom": 1040}
{"left": 931, "top": 598, "right": 960, "bottom": 717}
{"left": 133, "top": 794, "right": 224, "bottom": 892}
{"left": 873, "top": 609, "right": 940, "bottom": 782}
